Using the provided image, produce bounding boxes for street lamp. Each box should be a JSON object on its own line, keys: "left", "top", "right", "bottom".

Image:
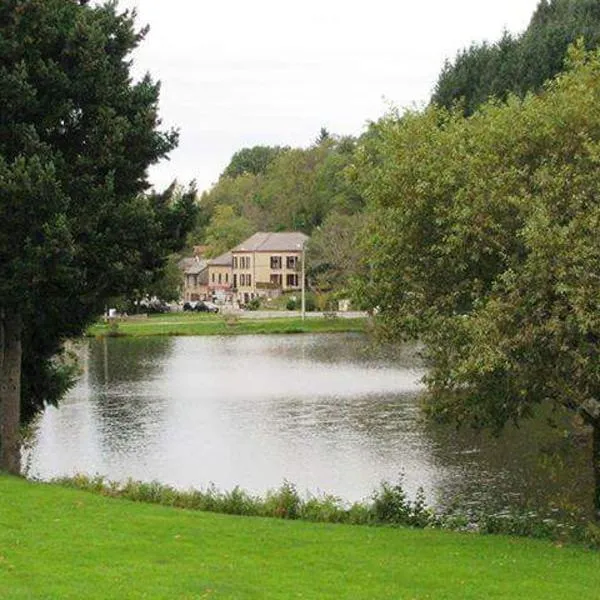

{"left": 297, "top": 241, "right": 306, "bottom": 321}
{"left": 301, "top": 242, "right": 305, "bottom": 321}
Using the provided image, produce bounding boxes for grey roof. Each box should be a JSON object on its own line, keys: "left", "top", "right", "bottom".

{"left": 208, "top": 251, "right": 232, "bottom": 267}
{"left": 179, "top": 256, "right": 208, "bottom": 275}
{"left": 231, "top": 232, "right": 308, "bottom": 253}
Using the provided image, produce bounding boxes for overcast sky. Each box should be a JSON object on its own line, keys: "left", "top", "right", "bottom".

{"left": 117, "top": 0, "right": 541, "bottom": 194}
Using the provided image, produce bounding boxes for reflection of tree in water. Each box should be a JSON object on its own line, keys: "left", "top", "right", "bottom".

{"left": 423, "top": 407, "right": 593, "bottom": 521}
{"left": 86, "top": 337, "right": 174, "bottom": 456}
{"left": 260, "top": 332, "right": 424, "bottom": 370}
{"left": 262, "top": 381, "right": 592, "bottom": 521}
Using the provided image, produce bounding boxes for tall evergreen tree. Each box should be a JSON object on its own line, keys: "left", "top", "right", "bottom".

{"left": 0, "top": 0, "right": 194, "bottom": 473}
{"left": 432, "top": 0, "right": 600, "bottom": 114}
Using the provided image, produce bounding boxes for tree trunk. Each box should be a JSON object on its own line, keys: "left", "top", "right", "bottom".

{"left": 0, "top": 309, "right": 22, "bottom": 475}
{"left": 593, "top": 419, "right": 600, "bottom": 521}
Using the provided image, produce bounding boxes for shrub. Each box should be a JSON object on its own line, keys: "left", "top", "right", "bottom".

{"left": 52, "top": 475, "right": 597, "bottom": 546}
{"left": 371, "top": 481, "right": 433, "bottom": 528}
{"left": 305, "top": 295, "right": 316, "bottom": 312}
{"left": 246, "top": 297, "right": 261, "bottom": 311}
{"left": 264, "top": 481, "right": 301, "bottom": 519}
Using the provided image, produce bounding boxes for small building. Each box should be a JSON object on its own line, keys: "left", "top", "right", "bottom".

{"left": 179, "top": 256, "right": 209, "bottom": 302}
{"left": 231, "top": 232, "right": 308, "bottom": 305}
{"left": 207, "top": 251, "right": 233, "bottom": 303}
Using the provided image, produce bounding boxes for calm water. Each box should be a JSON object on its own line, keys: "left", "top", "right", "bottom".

{"left": 27, "top": 334, "right": 592, "bottom": 516}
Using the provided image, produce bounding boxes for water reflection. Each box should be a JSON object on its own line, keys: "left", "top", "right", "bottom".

{"left": 88, "top": 337, "right": 173, "bottom": 457}
{"left": 27, "top": 334, "right": 592, "bottom": 518}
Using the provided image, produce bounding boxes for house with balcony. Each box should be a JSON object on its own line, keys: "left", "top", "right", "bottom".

{"left": 231, "top": 231, "right": 308, "bottom": 305}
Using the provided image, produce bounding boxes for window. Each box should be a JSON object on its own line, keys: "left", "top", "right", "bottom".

{"left": 233, "top": 256, "right": 238, "bottom": 268}
{"left": 270, "top": 256, "right": 282, "bottom": 269}
{"left": 247, "top": 274, "right": 251, "bottom": 286}
{"left": 270, "top": 274, "right": 282, "bottom": 286}
{"left": 225, "top": 273, "right": 229, "bottom": 283}
{"left": 211, "top": 273, "right": 215, "bottom": 283}
{"left": 218, "top": 273, "right": 222, "bottom": 284}
{"left": 286, "top": 256, "right": 298, "bottom": 269}
{"left": 233, "top": 274, "right": 237, "bottom": 288}
{"left": 286, "top": 274, "right": 298, "bottom": 287}
{"left": 240, "top": 274, "right": 245, "bottom": 286}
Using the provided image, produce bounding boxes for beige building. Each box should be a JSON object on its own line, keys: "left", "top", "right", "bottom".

{"left": 179, "top": 256, "right": 209, "bottom": 302}
{"left": 231, "top": 232, "right": 308, "bottom": 305}
{"left": 207, "top": 251, "right": 233, "bottom": 302}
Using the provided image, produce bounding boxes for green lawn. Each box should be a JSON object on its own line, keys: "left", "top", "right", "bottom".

{"left": 87, "top": 313, "right": 367, "bottom": 337}
{"left": 1, "top": 475, "right": 599, "bottom": 599}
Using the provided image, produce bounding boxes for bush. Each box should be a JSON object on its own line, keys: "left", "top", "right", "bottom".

{"left": 305, "top": 295, "right": 316, "bottom": 312}
{"left": 246, "top": 297, "right": 261, "bottom": 311}
{"left": 53, "top": 475, "right": 598, "bottom": 546}
{"left": 264, "top": 481, "right": 301, "bottom": 519}
{"left": 371, "top": 481, "right": 433, "bottom": 528}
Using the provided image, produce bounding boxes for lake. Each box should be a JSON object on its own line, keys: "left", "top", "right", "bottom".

{"left": 26, "top": 333, "right": 593, "bottom": 517}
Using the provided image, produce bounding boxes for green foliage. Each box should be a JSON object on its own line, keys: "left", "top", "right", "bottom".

{"left": 264, "top": 480, "right": 302, "bottom": 519}
{"left": 0, "top": 0, "right": 195, "bottom": 438}
{"left": 245, "top": 297, "right": 261, "bottom": 311}
{"left": 433, "top": 0, "right": 600, "bottom": 114}
{"left": 359, "top": 43, "right": 600, "bottom": 515}
{"left": 372, "top": 481, "right": 432, "bottom": 528}
{"left": 55, "top": 474, "right": 435, "bottom": 529}
{"left": 53, "top": 474, "right": 600, "bottom": 546}
{"left": 200, "top": 135, "right": 364, "bottom": 239}
{"left": 307, "top": 212, "right": 365, "bottom": 294}
{"left": 203, "top": 204, "right": 253, "bottom": 258}
{"left": 221, "top": 145, "right": 289, "bottom": 179}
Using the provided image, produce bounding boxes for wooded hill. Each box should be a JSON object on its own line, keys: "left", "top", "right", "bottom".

{"left": 190, "top": 0, "right": 600, "bottom": 301}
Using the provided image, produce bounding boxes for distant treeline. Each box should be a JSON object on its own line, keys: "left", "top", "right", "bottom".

{"left": 188, "top": 0, "right": 600, "bottom": 299}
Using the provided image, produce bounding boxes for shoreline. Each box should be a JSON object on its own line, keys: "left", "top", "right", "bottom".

{"left": 86, "top": 312, "right": 369, "bottom": 338}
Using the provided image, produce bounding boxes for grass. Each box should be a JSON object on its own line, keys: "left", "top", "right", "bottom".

{"left": 86, "top": 312, "right": 367, "bottom": 337}
{"left": 1, "top": 475, "right": 600, "bottom": 599}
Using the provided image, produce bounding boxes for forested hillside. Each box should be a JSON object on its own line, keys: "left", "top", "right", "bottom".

{"left": 432, "top": 0, "right": 600, "bottom": 114}
{"left": 188, "top": 0, "right": 600, "bottom": 301}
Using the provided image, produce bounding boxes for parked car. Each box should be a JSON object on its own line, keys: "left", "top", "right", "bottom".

{"left": 203, "top": 301, "right": 219, "bottom": 313}
{"left": 195, "top": 301, "right": 219, "bottom": 313}
{"left": 184, "top": 300, "right": 219, "bottom": 313}
{"left": 138, "top": 299, "right": 170, "bottom": 313}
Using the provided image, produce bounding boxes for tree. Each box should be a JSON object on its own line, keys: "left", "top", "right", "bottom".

{"left": 358, "top": 44, "right": 600, "bottom": 518}
{"left": 221, "top": 145, "right": 288, "bottom": 179}
{"left": 203, "top": 205, "right": 253, "bottom": 258}
{"left": 315, "top": 127, "right": 331, "bottom": 145}
{"left": 432, "top": 0, "right": 600, "bottom": 115}
{"left": 121, "top": 182, "right": 199, "bottom": 306}
{"left": 258, "top": 143, "right": 333, "bottom": 233}
{"left": 0, "top": 0, "right": 194, "bottom": 473}
{"left": 307, "top": 212, "right": 364, "bottom": 295}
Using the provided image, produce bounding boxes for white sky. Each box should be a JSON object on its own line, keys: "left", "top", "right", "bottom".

{"left": 116, "top": 0, "right": 541, "bottom": 194}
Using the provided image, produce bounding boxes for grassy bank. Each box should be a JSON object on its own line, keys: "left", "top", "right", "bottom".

{"left": 1, "top": 475, "right": 599, "bottom": 599}
{"left": 86, "top": 313, "right": 367, "bottom": 337}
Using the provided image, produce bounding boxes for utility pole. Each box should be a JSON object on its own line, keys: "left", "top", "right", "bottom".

{"left": 300, "top": 242, "right": 306, "bottom": 320}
